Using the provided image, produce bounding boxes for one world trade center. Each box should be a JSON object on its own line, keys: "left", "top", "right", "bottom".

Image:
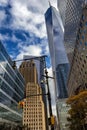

{"left": 45, "top": 6, "right": 69, "bottom": 99}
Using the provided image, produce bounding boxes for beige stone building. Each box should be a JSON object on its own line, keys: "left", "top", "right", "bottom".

{"left": 67, "top": 5, "right": 87, "bottom": 96}
{"left": 19, "top": 60, "right": 46, "bottom": 130}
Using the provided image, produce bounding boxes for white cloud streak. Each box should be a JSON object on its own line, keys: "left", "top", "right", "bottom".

{"left": 9, "top": 0, "right": 57, "bottom": 38}
{"left": 16, "top": 44, "right": 42, "bottom": 61}
{"left": 47, "top": 67, "right": 57, "bottom": 115}
{"left": 0, "top": 0, "right": 9, "bottom": 6}
{"left": 0, "top": 10, "right": 6, "bottom": 24}
{"left": 10, "top": 0, "right": 47, "bottom": 38}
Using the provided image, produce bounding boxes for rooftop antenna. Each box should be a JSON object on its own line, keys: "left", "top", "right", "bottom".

{"left": 48, "top": 0, "right": 51, "bottom": 7}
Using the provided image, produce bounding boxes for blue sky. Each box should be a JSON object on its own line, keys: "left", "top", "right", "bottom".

{"left": 0, "top": 0, "right": 57, "bottom": 114}
{"left": 0, "top": 0, "right": 57, "bottom": 66}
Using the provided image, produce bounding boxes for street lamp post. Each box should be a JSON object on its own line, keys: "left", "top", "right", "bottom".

{"left": 45, "top": 69, "right": 52, "bottom": 116}
{"left": 43, "top": 68, "right": 54, "bottom": 130}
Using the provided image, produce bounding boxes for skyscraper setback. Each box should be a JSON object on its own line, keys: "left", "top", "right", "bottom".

{"left": 19, "top": 60, "right": 46, "bottom": 130}
{"left": 45, "top": 6, "right": 69, "bottom": 99}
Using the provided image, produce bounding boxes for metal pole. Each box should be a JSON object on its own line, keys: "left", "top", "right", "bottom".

{"left": 45, "top": 69, "right": 54, "bottom": 130}
{"left": 45, "top": 69, "right": 52, "bottom": 116}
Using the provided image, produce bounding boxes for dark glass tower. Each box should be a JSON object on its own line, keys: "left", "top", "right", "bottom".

{"left": 45, "top": 6, "right": 69, "bottom": 99}
{"left": 0, "top": 41, "right": 25, "bottom": 125}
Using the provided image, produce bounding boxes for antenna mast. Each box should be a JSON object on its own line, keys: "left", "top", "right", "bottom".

{"left": 48, "top": 0, "right": 51, "bottom": 7}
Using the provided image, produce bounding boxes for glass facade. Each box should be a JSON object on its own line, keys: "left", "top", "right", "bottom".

{"left": 67, "top": 5, "right": 87, "bottom": 95}
{"left": 56, "top": 64, "right": 69, "bottom": 98}
{"left": 45, "top": 6, "right": 69, "bottom": 99}
{"left": 0, "top": 41, "right": 25, "bottom": 124}
{"left": 58, "top": 0, "right": 87, "bottom": 64}
{"left": 56, "top": 99, "right": 70, "bottom": 130}
{"left": 57, "top": 0, "right": 67, "bottom": 26}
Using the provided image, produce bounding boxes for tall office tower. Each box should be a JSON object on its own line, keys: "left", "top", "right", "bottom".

{"left": 0, "top": 41, "right": 25, "bottom": 125}
{"left": 23, "top": 55, "right": 47, "bottom": 100}
{"left": 19, "top": 60, "right": 38, "bottom": 84}
{"left": 67, "top": 5, "right": 87, "bottom": 96}
{"left": 45, "top": 6, "right": 69, "bottom": 99}
{"left": 23, "top": 55, "right": 48, "bottom": 129}
{"left": 58, "top": 0, "right": 86, "bottom": 64}
{"left": 19, "top": 60, "right": 46, "bottom": 130}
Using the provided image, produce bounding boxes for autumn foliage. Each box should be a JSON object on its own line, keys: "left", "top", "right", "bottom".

{"left": 66, "top": 90, "right": 87, "bottom": 130}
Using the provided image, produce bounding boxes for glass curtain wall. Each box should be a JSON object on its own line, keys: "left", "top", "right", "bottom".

{"left": 45, "top": 6, "right": 69, "bottom": 99}
{"left": 0, "top": 41, "right": 25, "bottom": 124}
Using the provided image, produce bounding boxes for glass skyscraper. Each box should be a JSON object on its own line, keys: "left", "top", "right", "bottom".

{"left": 58, "top": 0, "right": 87, "bottom": 64}
{"left": 0, "top": 41, "right": 25, "bottom": 125}
{"left": 58, "top": 0, "right": 87, "bottom": 95}
{"left": 45, "top": 6, "right": 69, "bottom": 99}
{"left": 67, "top": 5, "right": 87, "bottom": 96}
{"left": 56, "top": 99, "right": 70, "bottom": 130}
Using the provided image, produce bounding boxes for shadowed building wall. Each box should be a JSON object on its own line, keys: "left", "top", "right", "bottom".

{"left": 58, "top": 0, "right": 86, "bottom": 64}
{"left": 67, "top": 5, "right": 87, "bottom": 96}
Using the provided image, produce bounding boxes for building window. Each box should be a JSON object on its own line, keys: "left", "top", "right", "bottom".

{"left": 85, "top": 42, "right": 87, "bottom": 46}
{"left": 80, "top": 22, "right": 83, "bottom": 27}
{"left": 80, "top": 41, "right": 82, "bottom": 45}
{"left": 82, "top": 14, "right": 85, "bottom": 21}
{"left": 82, "top": 35, "right": 84, "bottom": 40}
{"left": 84, "top": 60, "right": 86, "bottom": 64}
{"left": 85, "top": 22, "right": 87, "bottom": 26}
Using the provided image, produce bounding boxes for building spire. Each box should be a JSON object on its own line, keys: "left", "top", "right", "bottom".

{"left": 48, "top": 0, "right": 51, "bottom": 7}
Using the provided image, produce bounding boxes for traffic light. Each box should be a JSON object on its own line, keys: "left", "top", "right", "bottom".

{"left": 48, "top": 116, "right": 55, "bottom": 125}
{"left": 51, "top": 116, "right": 55, "bottom": 125}
{"left": 48, "top": 117, "right": 51, "bottom": 125}
{"left": 12, "top": 61, "right": 16, "bottom": 69}
{"left": 18, "top": 101, "right": 24, "bottom": 109}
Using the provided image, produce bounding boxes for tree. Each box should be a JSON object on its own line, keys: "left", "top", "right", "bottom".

{"left": 66, "top": 90, "right": 87, "bottom": 130}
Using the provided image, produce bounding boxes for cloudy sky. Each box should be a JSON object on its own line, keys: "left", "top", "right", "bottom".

{"left": 0, "top": 0, "right": 57, "bottom": 115}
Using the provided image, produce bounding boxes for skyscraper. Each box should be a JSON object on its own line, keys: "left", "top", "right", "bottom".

{"left": 0, "top": 41, "right": 25, "bottom": 125}
{"left": 58, "top": 0, "right": 86, "bottom": 64}
{"left": 45, "top": 6, "right": 69, "bottom": 99}
{"left": 67, "top": 5, "right": 87, "bottom": 96}
{"left": 58, "top": 0, "right": 87, "bottom": 95}
{"left": 19, "top": 60, "right": 46, "bottom": 130}
{"left": 56, "top": 99, "right": 70, "bottom": 130}
{"left": 23, "top": 55, "right": 48, "bottom": 129}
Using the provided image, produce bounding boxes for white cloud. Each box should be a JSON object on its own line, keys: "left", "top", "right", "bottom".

{"left": 0, "top": 33, "right": 9, "bottom": 41}
{"left": 0, "top": 10, "right": 6, "bottom": 24}
{"left": 0, "top": 33, "right": 21, "bottom": 43}
{"left": 0, "top": 33, "right": 4, "bottom": 41}
{"left": 45, "top": 45, "right": 49, "bottom": 55}
{"left": 51, "top": 0, "right": 57, "bottom": 9}
{"left": 52, "top": 105, "right": 57, "bottom": 116}
{"left": 9, "top": 0, "right": 46, "bottom": 38}
{"left": 0, "top": 0, "right": 8, "bottom": 6}
{"left": 9, "top": 0, "right": 57, "bottom": 38}
{"left": 16, "top": 44, "right": 42, "bottom": 61}
{"left": 11, "top": 34, "right": 21, "bottom": 42}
